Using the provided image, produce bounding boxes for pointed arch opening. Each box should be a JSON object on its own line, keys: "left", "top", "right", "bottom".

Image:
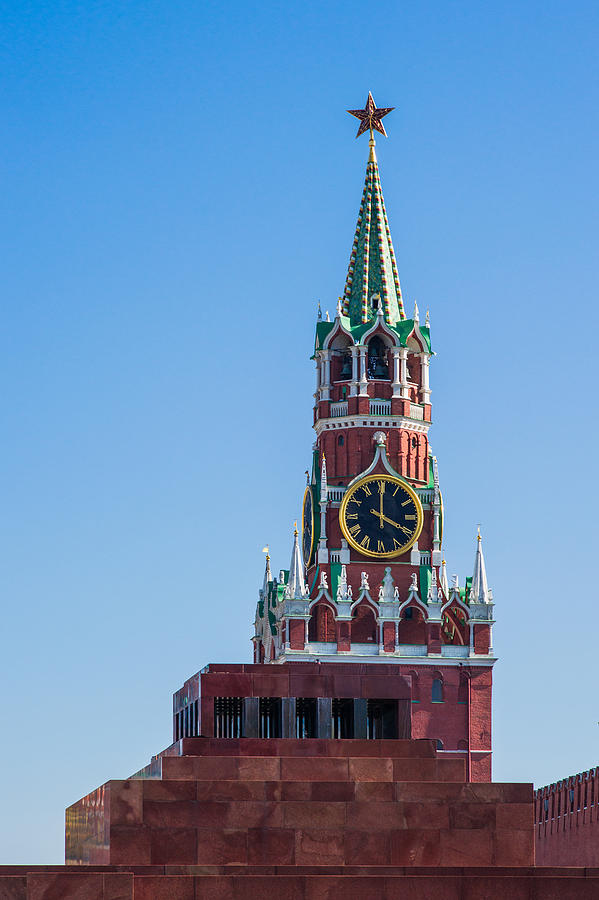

{"left": 398, "top": 604, "right": 426, "bottom": 645}
{"left": 367, "top": 335, "right": 389, "bottom": 380}
{"left": 308, "top": 601, "right": 336, "bottom": 643}
{"left": 351, "top": 601, "right": 377, "bottom": 643}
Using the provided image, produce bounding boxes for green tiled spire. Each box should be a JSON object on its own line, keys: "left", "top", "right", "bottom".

{"left": 342, "top": 141, "right": 405, "bottom": 327}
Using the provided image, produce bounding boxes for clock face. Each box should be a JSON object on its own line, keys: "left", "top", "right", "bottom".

{"left": 340, "top": 474, "right": 423, "bottom": 558}
{"left": 302, "top": 486, "right": 315, "bottom": 566}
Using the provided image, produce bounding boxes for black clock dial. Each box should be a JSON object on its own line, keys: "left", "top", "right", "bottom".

{"left": 302, "top": 486, "right": 314, "bottom": 565}
{"left": 340, "top": 475, "right": 423, "bottom": 558}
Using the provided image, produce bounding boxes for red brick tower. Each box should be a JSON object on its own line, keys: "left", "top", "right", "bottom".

{"left": 253, "top": 94, "right": 496, "bottom": 780}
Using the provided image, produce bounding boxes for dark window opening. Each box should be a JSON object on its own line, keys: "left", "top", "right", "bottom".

{"left": 367, "top": 336, "right": 388, "bottom": 379}
{"left": 411, "top": 436, "right": 417, "bottom": 449}
{"left": 214, "top": 697, "right": 243, "bottom": 738}
{"left": 338, "top": 435, "right": 344, "bottom": 446}
{"left": 367, "top": 699, "right": 398, "bottom": 739}
{"left": 259, "top": 697, "right": 282, "bottom": 738}
{"left": 332, "top": 698, "right": 355, "bottom": 739}
{"left": 296, "top": 698, "right": 317, "bottom": 738}
{"left": 436, "top": 739, "right": 444, "bottom": 750}
{"left": 432, "top": 678, "right": 444, "bottom": 703}
{"left": 339, "top": 351, "right": 352, "bottom": 380}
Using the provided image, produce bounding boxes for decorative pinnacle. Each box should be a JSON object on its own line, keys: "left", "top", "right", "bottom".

{"left": 347, "top": 92, "right": 394, "bottom": 140}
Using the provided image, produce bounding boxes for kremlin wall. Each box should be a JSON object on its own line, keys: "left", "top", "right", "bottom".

{"left": 0, "top": 99, "right": 596, "bottom": 897}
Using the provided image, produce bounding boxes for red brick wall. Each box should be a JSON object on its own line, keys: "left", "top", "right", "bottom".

{"left": 536, "top": 769, "right": 599, "bottom": 865}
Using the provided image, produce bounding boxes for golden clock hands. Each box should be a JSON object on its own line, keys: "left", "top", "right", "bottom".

{"left": 370, "top": 509, "right": 411, "bottom": 535}
{"left": 370, "top": 509, "right": 387, "bottom": 531}
{"left": 379, "top": 489, "right": 384, "bottom": 527}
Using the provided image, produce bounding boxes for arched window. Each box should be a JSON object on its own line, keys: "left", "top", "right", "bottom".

{"left": 432, "top": 677, "right": 444, "bottom": 703}
{"left": 367, "top": 336, "right": 388, "bottom": 379}
{"left": 458, "top": 675, "right": 468, "bottom": 704}
{"left": 407, "top": 671, "right": 420, "bottom": 703}
{"left": 308, "top": 603, "right": 336, "bottom": 643}
{"left": 339, "top": 350, "right": 352, "bottom": 380}
{"left": 436, "top": 739, "right": 444, "bottom": 750}
{"left": 338, "top": 435, "right": 344, "bottom": 446}
{"left": 352, "top": 603, "right": 377, "bottom": 642}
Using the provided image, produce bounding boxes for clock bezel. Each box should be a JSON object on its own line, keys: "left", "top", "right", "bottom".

{"left": 302, "top": 485, "right": 315, "bottom": 566}
{"left": 339, "top": 473, "right": 424, "bottom": 559}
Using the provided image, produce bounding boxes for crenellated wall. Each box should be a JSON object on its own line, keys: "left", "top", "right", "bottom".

{"left": 535, "top": 767, "right": 599, "bottom": 865}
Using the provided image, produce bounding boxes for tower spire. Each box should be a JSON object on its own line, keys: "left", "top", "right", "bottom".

{"left": 286, "top": 523, "right": 307, "bottom": 599}
{"left": 343, "top": 94, "right": 405, "bottom": 327}
{"left": 261, "top": 546, "right": 272, "bottom": 595}
{"left": 470, "top": 528, "right": 490, "bottom": 604}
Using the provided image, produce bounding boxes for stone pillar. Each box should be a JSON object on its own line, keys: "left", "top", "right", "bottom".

{"left": 242, "top": 697, "right": 259, "bottom": 738}
{"left": 321, "top": 350, "right": 331, "bottom": 400}
{"left": 316, "top": 697, "right": 332, "bottom": 738}
{"left": 391, "top": 347, "right": 402, "bottom": 398}
{"left": 281, "top": 697, "right": 296, "bottom": 738}
{"left": 350, "top": 345, "right": 359, "bottom": 397}
{"left": 420, "top": 354, "right": 431, "bottom": 404}
{"left": 353, "top": 698, "right": 368, "bottom": 739}
{"left": 399, "top": 347, "right": 409, "bottom": 399}
{"left": 358, "top": 346, "right": 368, "bottom": 397}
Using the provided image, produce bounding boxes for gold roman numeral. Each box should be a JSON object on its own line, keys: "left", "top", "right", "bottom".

{"left": 398, "top": 524, "right": 412, "bottom": 536}
{"left": 361, "top": 484, "right": 372, "bottom": 496}
{"left": 360, "top": 535, "right": 370, "bottom": 549}
{"left": 378, "top": 539, "right": 385, "bottom": 552}
{"left": 393, "top": 538, "right": 403, "bottom": 550}
{"left": 401, "top": 499, "right": 412, "bottom": 507}
{"left": 349, "top": 524, "right": 361, "bottom": 536}
{"left": 346, "top": 513, "right": 358, "bottom": 520}
{"left": 405, "top": 514, "right": 416, "bottom": 521}
{"left": 377, "top": 480, "right": 385, "bottom": 494}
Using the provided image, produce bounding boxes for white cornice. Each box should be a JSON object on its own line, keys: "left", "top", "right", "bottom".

{"left": 315, "top": 415, "right": 430, "bottom": 436}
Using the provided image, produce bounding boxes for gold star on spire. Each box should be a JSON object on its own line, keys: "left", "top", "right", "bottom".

{"left": 347, "top": 92, "right": 394, "bottom": 139}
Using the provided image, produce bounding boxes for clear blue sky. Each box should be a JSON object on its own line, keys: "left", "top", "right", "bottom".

{"left": 1, "top": 0, "right": 598, "bottom": 863}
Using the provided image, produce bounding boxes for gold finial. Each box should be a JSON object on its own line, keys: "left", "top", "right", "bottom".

{"left": 262, "top": 545, "right": 270, "bottom": 560}
{"left": 477, "top": 525, "right": 482, "bottom": 542}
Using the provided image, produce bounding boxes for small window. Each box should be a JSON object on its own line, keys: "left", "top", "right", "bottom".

{"left": 432, "top": 678, "right": 444, "bottom": 703}
{"left": 338, "top": 435, "right": 344, "bottom": 446}
{"left": 411, "top": 436, "right": 417, "bottom": 449}
{"left": 436, "top": 739, "right": 444, "bottom": 750}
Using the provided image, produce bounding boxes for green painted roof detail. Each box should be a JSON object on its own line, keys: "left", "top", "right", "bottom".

{"left": 314, "top": 316, "right": 432, "bottom": 355}
{"left": 342, "top": 152, "right": 405, "bottom": 326}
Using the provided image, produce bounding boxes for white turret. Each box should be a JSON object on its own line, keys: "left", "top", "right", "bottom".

{"left": 261, "top": 546, "right": 272, "bottom": 597}
{"left": 286, "top": 524, "right": 307, "bottom": 599}
{"left": 439, "top": 559, "right": 449, "bottom": 600}
{"left": 470, "top": 529, "right": 490, "bottom": 604}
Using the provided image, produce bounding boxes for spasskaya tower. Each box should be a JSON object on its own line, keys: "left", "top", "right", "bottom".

{"left": 253, "top": 94, "right": 496, "bottom": 778}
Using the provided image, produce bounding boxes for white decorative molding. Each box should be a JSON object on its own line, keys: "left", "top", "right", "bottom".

{"left": 314, "top": 415, "right": 431, "bottom": 437}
